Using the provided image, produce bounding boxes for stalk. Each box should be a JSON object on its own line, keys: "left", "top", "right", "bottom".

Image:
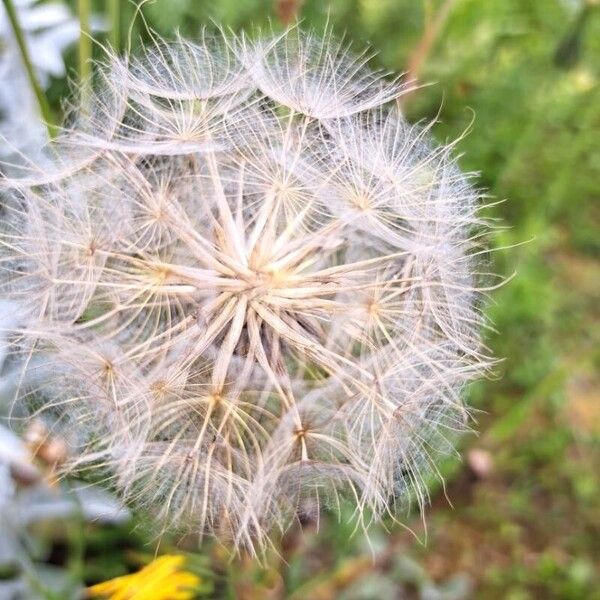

{"left": 1, "top": 0, "right": 55, "bottom": 137}
{"left": 108, "top": 0, "right": 120, "bottom": 51}
{"left": 77, "top": 0, "right": 92, "bottom": 107}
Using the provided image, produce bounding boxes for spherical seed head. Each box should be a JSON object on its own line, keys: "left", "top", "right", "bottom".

{"left": 0, "top": 27, "right": 493, "bottom": 554}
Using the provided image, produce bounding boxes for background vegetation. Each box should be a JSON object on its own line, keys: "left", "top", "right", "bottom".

{"left": 2, "top": 0, "right": 599, "bottom": 598}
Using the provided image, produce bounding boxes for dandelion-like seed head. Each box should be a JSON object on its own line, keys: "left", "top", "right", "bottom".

{"left": 0, "top": 26, "right": 493, "bottom": 554}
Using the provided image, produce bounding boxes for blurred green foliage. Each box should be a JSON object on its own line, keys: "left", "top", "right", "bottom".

{"left": 24, "top": 0, "right": 600, "bottom": 598}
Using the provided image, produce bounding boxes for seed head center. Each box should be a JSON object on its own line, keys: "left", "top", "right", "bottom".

{"left": 242, "top": 266, "right": 290, "bottom": 299}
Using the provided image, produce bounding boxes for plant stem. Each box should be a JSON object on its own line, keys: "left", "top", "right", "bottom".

{"left": 109, "top": 0, "right": 120, "bottom": 51}
{"left": 77, "top": 0, "right": 92, "bottom": 107}
{"left": 1, "top": 0, "right": 55, "bottom": 137}
{"left": 400, "top": 0, "right": 456, "bottom": 105}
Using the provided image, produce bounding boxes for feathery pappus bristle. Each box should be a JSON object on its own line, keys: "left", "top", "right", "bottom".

{"left": 0, "top": 26, "right": 496, "bottom": 555}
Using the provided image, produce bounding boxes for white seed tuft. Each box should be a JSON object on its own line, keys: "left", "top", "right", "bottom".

{"left": 0, "top": 27, "right": 494, "bottom": 555}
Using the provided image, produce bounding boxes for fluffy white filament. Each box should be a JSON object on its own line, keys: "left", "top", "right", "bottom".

{"left": 0, "top": 27, "right": 492, "bottom": 554}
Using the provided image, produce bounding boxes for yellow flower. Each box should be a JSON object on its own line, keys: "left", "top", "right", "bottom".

{"left": 87, "top": 555, "right": 201, "bottom": 600}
